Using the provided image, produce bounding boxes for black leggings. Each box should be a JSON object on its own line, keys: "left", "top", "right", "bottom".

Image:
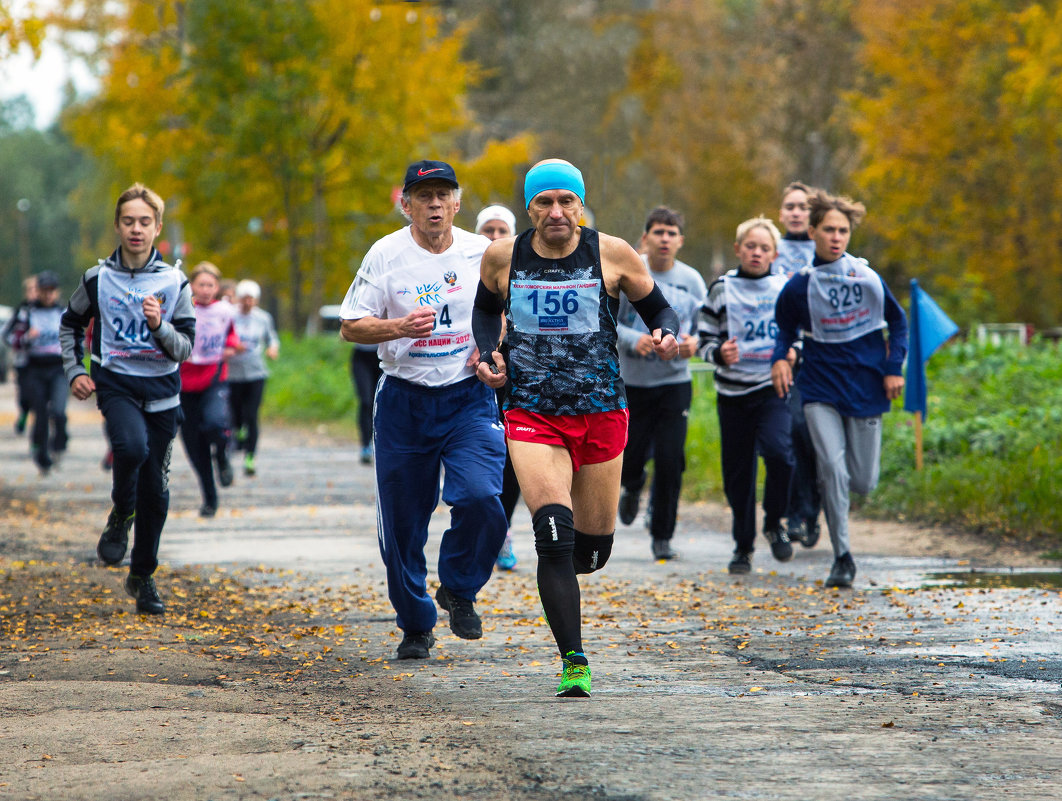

{"left": 620, "top": 382, "right": 692, "bottom": 540}
{"left": 180, "top": 383, "right": 230, "bottom": 508}
{"left": 350, "top": 348, "right": 382, "bottom": 448}
{"left": 229, "top": 378, "right": 266, "bottom": 455}
{"left": 99, "top": 391, "right": 180, "bottom": 577}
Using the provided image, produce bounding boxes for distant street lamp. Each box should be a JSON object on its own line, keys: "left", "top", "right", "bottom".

{"left": 16, "top": 198, "right": 32, "bottom": 281}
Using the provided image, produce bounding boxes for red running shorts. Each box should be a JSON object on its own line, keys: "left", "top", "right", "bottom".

{"left": 503, "top": 408, "right": 629, "bottom": 471}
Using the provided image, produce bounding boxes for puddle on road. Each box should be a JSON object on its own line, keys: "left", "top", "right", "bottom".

{"left": 922, "top": 570, "right": 1062, "bottom": 590}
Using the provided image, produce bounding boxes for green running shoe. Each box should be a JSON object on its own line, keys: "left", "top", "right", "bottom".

{"left": 556, "top": 652, "right": 591, "bottom": 697}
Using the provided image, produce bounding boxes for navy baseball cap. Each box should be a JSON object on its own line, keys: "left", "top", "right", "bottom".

{"left": 36, "top": 270, "right": 60, "bottom": 290}
{"left": 402, "top": 160, "right": 459, "bottom": 193}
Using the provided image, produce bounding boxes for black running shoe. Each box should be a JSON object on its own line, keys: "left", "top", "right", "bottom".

{"left": 803, "top": 521, "right": 821, "bottom": 548}
{"left": 97, "top": 508, "right": 134, "bottom": 565}
{"left": 396, "top": 631, "right": 435, "bottom": 660}
{"left": 618, "top": 488, "right": 639, "bottom": 526}
{"left": 763, "top": 523, "right": 793, "bottom": 562}
{"left": 435, "top": 585, "right": 482, "bottom": 639}
{"left": 651, "top": 538, "right": 678, "bottom": 560}
{"left": 826, "top": 552, "right": 857, "bottom": 588}
{"left": 216, "top": 452, "right": 234, "bottom": 487}
{"left": 728, "top": 550, "right": 752, "bottom": 574}
{"left": 125, "top": 572, "right": 165, "bottom": 615}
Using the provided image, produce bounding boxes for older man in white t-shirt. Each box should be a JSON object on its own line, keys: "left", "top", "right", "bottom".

{"left": 339, "top": 160, "right": 507, "bottom": 661}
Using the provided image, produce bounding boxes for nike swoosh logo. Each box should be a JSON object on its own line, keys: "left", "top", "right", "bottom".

{"left": 417, "top": 168, "right": 444, "bottom": 176}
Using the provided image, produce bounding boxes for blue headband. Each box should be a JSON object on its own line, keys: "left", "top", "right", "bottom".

{"left": 524, "top": 163, "right": 585, "bottom": 209}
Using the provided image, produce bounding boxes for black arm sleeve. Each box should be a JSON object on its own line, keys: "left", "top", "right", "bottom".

{"left": 631, "top": 283, "right": 680, "bottom": 339}
{"left": 472, "top": 281, "right": 505, "bottom": 365}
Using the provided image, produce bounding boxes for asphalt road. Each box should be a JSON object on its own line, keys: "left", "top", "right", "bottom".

{"left": 2, "top": 379, "right": 1061, "bottom": 800}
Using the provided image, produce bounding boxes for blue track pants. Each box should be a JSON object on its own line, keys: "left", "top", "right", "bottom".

{"left": 373, "top": 375, "right": 507, "bottom": 633}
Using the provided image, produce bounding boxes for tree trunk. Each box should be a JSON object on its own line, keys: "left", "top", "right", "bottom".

{"left": 305, "top": 170, "right": 328, "bottom": 337}
{"left": 283, "top": 180, "right": 303, "bottom": 336}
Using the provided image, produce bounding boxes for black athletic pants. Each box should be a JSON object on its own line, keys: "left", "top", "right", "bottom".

{"left": 24, "top": 361, "right": 68, "bottom": 469}
{"left": 99, "top": 390, "right": 181, "bottom": 577}
{"left": 350, "top": 347, "right": 383, "bottom": 448}
{"left": 620, "top": 381, "right": 692, "bottom": 541}
{"left": 716, "top": 387, "right": 794, "bottom": 553}
{"left": 228, "top": 378, "right": 266, "bottom": 455}
{"left": 180, "top": 383, "right": 230, "bottom": 509}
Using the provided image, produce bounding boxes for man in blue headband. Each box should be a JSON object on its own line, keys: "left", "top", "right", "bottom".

{"left": 471, "top": 158, "right": 681, "bottom": 697}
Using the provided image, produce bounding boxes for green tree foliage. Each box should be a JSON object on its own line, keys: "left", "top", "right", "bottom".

{"left": 0, "top": 100, "right": 90, "bottom": 302}
{"left": 851, "top": 0, "right": 1062, "bottom": 328}
{"left": 58, "top": 0, "right": 530, "bottom": 331}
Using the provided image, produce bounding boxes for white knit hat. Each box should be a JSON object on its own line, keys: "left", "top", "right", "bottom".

{"left": 235, "top": 279, "right": 261, "bottom": 300}
{"left": 475, "top": 205, "right": 517, "bottom": 235}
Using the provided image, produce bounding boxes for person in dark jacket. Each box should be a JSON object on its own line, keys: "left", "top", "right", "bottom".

{"left": 771, "top": 189, "right": 908, "bottom": 589}
{"left": 6, "top": 270, "right": 67, "bottom": 473}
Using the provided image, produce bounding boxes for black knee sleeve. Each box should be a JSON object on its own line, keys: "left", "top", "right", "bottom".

{"left": 573, "top": 530, "right": 613, "bottom": 574}
{"left": 532, "top": 504, "right": 575, "bottom": 558}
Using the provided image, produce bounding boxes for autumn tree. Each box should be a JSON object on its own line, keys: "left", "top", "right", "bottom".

{"left": 618, "top": 0, "right": 864, "bottom": 275}
{"left": 850, "top": 0, "right": 1062, "bottom": 327}
{"left": 0, "top": 1, "right": 44, "bottom": 60}
{"left": 57, "top": 0, "right": 530, "bottom": 332}
{"left": 457, "top": 0, "right": 644, "bottom": 236}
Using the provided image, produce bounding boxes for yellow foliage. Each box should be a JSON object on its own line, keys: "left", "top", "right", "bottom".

{"left": 850, "top": 0, "right": 1062, "bottom": 327}
{"left": 58, "top": 0, "right": 531, "bottom": 328}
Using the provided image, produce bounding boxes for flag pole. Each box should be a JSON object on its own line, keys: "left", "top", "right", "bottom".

{"left": 914, "top": 410, "right": 924, "bottom": 471}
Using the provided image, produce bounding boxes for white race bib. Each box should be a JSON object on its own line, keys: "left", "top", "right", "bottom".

{"left": 773, "top": 238, "right": 815, "bottom": 279}
{"left": 189, "top": 300, "right": 235, "bottom": 365}
{"left": 723, "top": 273, "right": 788, "bottom": 375}
{"left": 97, "top": 266, "right": 183, "bottom": 377}
{"left": 509, "top": 279, "right": 601, "bottom": 335}
{"left": 807, "top": 255, "right": 886, "bottom": 343}
{"left": 27, "top": 306, "right": 63, "bottom": 357}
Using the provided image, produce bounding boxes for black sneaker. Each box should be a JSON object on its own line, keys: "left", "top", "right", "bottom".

{"left": 396, "top": 631, "right": 435, "bottom": 659}
{"left": 618, "top": 488, "right": 639, "bottom": 526}
{"left": 651, "top": 538, "right": 678, "bottom": 560}
{"left": 804, "top": 521, "right": 821, "bottom": 548}
{"left": 216, "top": 452, "right": 234, "bottom": 487}
{"left": 199, "top": 504, "right": 217, "bottom": 518}
{"left": 728, "top": 550, "right": 752, "bottom": 574}
{"left": 125, "top": 573, "right": 165, "bottom": 615}
{"left": 435, "top": 585, "right": 482, "bottom": 639}
{"left": 763, "top": 522, "right": 793, "bottom": 562}
{"left": 826, "top": 552, "right": 857, "bottom": 588}
{"left": 97, "top": 508, "right": 135, "bottom": 565}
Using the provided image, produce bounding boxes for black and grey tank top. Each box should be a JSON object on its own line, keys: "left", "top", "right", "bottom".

{"left": 504, "top": 227, "right": 625, "bottom": 415}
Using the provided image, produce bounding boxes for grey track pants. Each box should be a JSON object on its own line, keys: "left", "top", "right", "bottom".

{"left": 803, "top": 403, "right": 882, "bottom": 558}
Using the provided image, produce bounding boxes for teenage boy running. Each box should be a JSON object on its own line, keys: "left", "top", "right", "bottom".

{"left": 60, "top": 183, "right": 196, "bottom": 614}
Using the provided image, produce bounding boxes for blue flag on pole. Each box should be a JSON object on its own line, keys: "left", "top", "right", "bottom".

{"left": 903, "top": 279, "right": 959, "bottom": 420}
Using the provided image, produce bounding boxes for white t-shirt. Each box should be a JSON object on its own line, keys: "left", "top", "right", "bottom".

{"left": 339, "top": 225, "right": 489, "bottom": 386}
